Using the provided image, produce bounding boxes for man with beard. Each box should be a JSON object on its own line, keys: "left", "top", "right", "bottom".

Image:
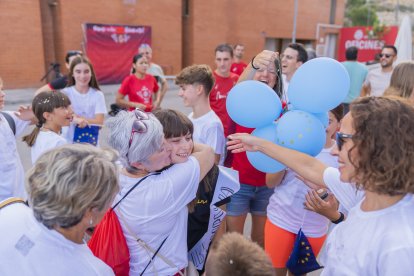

{"left": 361, "top": 45, "right": 398, "bottom": 97}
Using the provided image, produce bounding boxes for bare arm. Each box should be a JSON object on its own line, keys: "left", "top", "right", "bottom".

{"left": 192, "top": 143, "right": 215, "bottom": 182}
{"left": 238, "top": 50, "right": 279, "bottom": 84}
{"left": 266, "top": 170, "right": 286, "bottom": 188}
{"left": 159, "top": 78, "right": 168, "bottom": 103}
{"left": 115, "top": 92, "right": 146, "bottom": 110}
{"left": 360, "top": 83, "right": 371, "bottom": 97}
{"left": 228, "top": 133, "right": 327, "bottom": 187}
{"left": 35, "top": 84, "right": 53, "bottom": 95}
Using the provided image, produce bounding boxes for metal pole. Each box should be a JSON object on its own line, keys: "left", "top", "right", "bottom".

{"left": 292, "top": 0, "right": 298, "bottom": 43}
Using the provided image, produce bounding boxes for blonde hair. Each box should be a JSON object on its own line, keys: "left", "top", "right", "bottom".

{"left": 205, "top": 232, "right": 275, "bottom": 276}
{"left": 384, "top": 61, "right": 414, "bottom": 99}
{"left": 26, "top": 144, "right": 119, "bottom": 229}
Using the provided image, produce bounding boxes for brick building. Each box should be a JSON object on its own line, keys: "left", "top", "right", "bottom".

{"left": 0, "top": 0, "right": 344, "bottom": 88}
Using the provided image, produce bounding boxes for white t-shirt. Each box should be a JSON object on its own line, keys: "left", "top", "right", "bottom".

{"left": 61, "top": 86, "right": 107, "bottom": 143}
{"left": 0, "top": 112, "right": 29, "bottom": 201}
{"left": 267, "top": 145, "right": 338, "bottom": 237}
{"left": 321, "top": 193, "right": 414, "bottom": 275}
{"left": 31, "top": 130, "right": 67, "bottom": 164}
{"left": 189, "top": 110, "right": 225, "bottom": 165}
{"left": 0, "top": 202, "right": 113, "bottom": 275}
{"left": 114, "top": 157, "right": 200, "bottom": 275}
{"left": 323, "top": 167, "right": 365, "bottom": 213}
{"left": 364, "top": 67, "right": 393, "bottom": 97}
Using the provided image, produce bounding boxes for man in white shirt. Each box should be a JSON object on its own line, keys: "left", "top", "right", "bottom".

{"left": 138, "top": 44, "right": 168, "bottom": 108}
{"left": 361, "top": 45, "right": 398, "bottom": 97}
{"left": 281, "top": 43, "right": 308, "bottom": 102}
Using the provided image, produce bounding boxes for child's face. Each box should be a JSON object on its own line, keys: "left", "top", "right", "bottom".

{"left": 133, "top": 57, "right": 149, "bottom": 75}
{"left": 178, "top": 83, "right": 199, "bottom": 107}
{"left": 73, "top": 63, "right": 92, "bottom": 87}
{"left": 166, "top": 132, "right": 193, "bottom": 164}
{"left": 47, "top": 106, "right": 74, "bottom": 128}
{"left": 0, "top": 81, "right": 4, "bottom": 110}
{"left": 326, "top": 111, "right": 340, "bottom": 140}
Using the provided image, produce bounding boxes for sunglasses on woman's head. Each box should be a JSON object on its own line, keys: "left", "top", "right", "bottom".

{"left": 128, "top": 109, "right": 149, "bottom": 147}
{"left": 336, "top": 132, "right": 353, "bottom": 151}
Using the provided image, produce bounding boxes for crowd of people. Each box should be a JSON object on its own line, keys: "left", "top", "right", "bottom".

{"left": 0, "top": 40, "right": 413, "bottom": 276}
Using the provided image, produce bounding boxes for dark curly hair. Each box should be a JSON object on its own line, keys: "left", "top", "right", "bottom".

{"left": 349, "top": 96, "right": 414, "bottom": 195}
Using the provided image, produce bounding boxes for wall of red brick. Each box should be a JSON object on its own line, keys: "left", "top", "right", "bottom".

{"left": 0, "top": 0, "right": 344, "bottom": 88}
{"left": 186, "top": 0, "right": 345, "bottom": 69}
{"left": 0, "top": 0, "right": 45, "bottom": 88}
{"left": 57, "top": 0, "right": 182, "bottom": 76}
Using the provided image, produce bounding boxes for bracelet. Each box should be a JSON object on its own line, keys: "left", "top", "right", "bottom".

{"left": 251, "top": 56, "right": 259, "bottom": 70}
{"left": 331, "top": 212, "right": 345, "bottom": 224}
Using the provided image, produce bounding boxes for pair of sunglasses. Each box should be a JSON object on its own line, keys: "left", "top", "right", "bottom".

{"left": 128, "top": 109, "right": 149, "bottom": 148}
{"left": 336, "top": 132, "right": 353, "bottom": 151}
{"left": 379, "top": 53, "right": 394, "bottom": 58}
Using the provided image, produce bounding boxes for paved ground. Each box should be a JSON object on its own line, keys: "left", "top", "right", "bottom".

{"left": 3, "top": 81, "right": 322, "bottom": 275}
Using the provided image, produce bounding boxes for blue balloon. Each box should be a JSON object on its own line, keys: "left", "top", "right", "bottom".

{"left": 276, "top": 110, "right": 325, "bottom": 156}
{"left": 226, "top": 80, "right": 282, "bottom": 128}
{"left": 311, "top": 112, "right": 329, "bottom": 129}
{"left": 246, "top": 122, "right": 286, "bottom": 173}
{"left": 289, "top": 105, "right": 329, "bottom": 129}
{"left": 288, "top": 57, "right": 350, "bottom": 113}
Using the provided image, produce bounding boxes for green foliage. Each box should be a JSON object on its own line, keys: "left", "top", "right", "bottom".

{"left": 345, "top": 1, "right": 379, "bottom": 27}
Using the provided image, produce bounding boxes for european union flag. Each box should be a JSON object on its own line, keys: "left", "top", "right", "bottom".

{"left": 286, "top": 228, "right": 323, "bottom": 275}
{"left": 73, "top": 125, "right": 100, "bottom": 146}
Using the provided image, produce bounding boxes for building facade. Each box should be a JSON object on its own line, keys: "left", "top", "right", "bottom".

{"left": 0, "top": 0, "right": 344, "bottom": 88}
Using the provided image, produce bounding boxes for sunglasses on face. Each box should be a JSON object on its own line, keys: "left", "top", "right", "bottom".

{"left": 379, "top": 53, "right": 393, "bottom": 58}
{"left": 336, "top": 132, "right": 353, "bottom": 151}
{"left": 128, "top": 109, "right": 149, "bottom": 147}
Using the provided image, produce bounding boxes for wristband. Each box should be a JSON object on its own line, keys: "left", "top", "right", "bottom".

{"left": 251, "top": 56, "right": 259, "bottom": 70}
{"left": 331, "top": 212, "right": 345, "bottom": 224}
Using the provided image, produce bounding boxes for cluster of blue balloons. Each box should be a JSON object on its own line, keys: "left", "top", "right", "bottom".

{"left": 226, "top": 58, "right": 350, "bottom": 173}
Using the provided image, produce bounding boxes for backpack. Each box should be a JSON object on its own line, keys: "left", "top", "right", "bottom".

{"left": 1, "top": 112, "right": 16, "bottom": 135}
{"left": 88, "top": 173, "right": 162, "bottom": 276}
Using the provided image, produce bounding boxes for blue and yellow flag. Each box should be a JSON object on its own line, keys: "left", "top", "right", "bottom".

{"left": 73, "top": 125, "right": 100, "bottom": 146}
{"left": 286, "top": 228, "right": 323, "bottom": 275}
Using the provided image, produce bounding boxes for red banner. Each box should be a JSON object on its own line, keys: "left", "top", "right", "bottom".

{"left": 337, "top": 26, "right": 398, "bottom": 62}
{"left": 83, "top": 23, "right": 151, "bottom": 84}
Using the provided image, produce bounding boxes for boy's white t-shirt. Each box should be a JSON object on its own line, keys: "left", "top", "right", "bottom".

{"left": 61, "top": 86, "right": 107, "bottom": 143}
{"left": 0, "top": 112, "right": 29, "bottom": 201}
{"left": 0, "top": 203, "right": 114, "bottom": 275}
{"left": 321, "top": 177, "right": 414, "bottom": 276}
{"left": 114, "top": 157, "right": 200, "bottom": 275}
{"left": 31, "top": 131, "right": 67, "bottom": 164}
{"left": 189, "top": 110, "right": 226, "bottom": 165}
{"left": 267, "top": 144, "right": 338, "bottom": 237}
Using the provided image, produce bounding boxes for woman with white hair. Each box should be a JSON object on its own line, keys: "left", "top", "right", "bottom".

{"left": 0, "top": 144, "right": 119, "bottom": 275}
{"left": 106, "top": 109, "right": 215, "bottom": 275}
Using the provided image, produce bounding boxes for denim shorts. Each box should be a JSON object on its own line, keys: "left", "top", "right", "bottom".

{"left": 227, "top": 183, "right": 274, "bottom": 216}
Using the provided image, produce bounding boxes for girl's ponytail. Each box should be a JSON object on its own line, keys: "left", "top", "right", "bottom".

{"left": 22, "top": 122, "right": 42, "bottom": 147}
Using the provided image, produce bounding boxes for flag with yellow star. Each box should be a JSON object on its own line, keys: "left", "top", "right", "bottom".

{"left": 286, "top": 228, "right": 323, "bottom": 275}
{"left": 73, "top": 125, "right": 100, "bottom": 146}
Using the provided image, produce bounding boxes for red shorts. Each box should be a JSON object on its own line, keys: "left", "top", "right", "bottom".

{"left": 264, "top": 219, "right": 326, "bottom": 268}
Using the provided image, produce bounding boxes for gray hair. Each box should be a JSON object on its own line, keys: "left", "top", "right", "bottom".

{"left": 26, "top": 144, "right": 119, "bottom": 229}
{"left": 105, "top": 110, "right": 164, "bottom": 169}
{"left": 138, "top": 43, "right": 152, "bottom": 53}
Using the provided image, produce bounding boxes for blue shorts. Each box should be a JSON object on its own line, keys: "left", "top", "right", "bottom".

{"left": 227, "top": 183, "right": 274, "bottom": 216}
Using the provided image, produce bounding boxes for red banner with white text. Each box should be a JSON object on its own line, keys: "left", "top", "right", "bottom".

{"left": 337, "top": 26, "right": 398, "bottom": 62}
{"left": 83, "top": 23, "right": 151, "bottom": 84}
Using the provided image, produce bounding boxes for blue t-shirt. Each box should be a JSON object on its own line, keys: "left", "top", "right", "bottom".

{"left": 341, "top": 61, "right": 368, "bottom": 103}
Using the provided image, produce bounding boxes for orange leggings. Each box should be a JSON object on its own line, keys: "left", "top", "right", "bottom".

{"left": 264, "top": 219, "right": 326, "bottom": 268}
